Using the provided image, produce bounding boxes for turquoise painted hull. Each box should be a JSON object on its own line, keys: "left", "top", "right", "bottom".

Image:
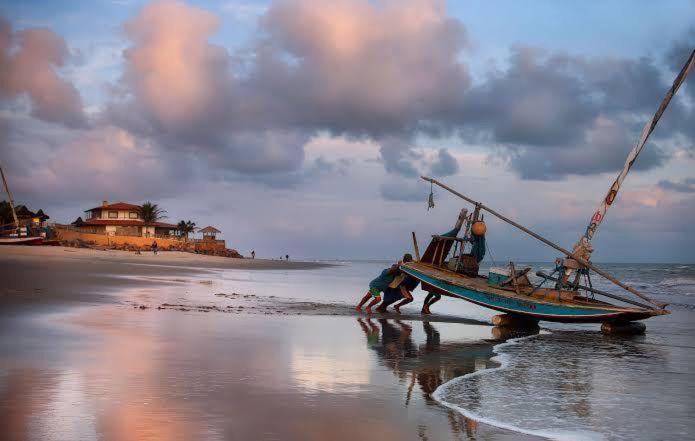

{"left": 401, "top": 265, "right": 656, "bottom": 323}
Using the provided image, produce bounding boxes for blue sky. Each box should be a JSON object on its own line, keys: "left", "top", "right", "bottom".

{"left": 1, "top": 0, "right": 694, "bottom": 262}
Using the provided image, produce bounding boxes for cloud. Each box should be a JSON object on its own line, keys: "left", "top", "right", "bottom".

{"left": 378, "top": 137, "right": 459, "bottom": 180}
{"left": 104, "top": 1, "right": 691, "bottom": 186}
{"left": 120, "top": 0, "right": 231, "bottom": 132}
{"left": 658, "top": 178, "right": 695, "bottom": 193}
{"left": 430, "top": 148, "right": 459, "bottom": 177}
{"left": 379, "top": 177, "right": 429, "bottom": 202}
{"left": 458, "top": 47, "right": 684, "bottom": 180}
{"left": 249, "top": 0, "right": 469, "bottom": 136}
{"left": 0, "top": 17, "right": 86, "bottom": 128}
{"left": 5, "top": 124, "right": 185, "bottom": 209}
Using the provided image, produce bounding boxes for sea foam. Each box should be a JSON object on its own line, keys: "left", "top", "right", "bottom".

{"left": 432, "top": 331, "right": 606, "bottom": 441}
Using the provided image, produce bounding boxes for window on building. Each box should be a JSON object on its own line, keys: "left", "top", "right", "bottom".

{"left": 129, "top": 211, "right": 138, "bottom": 219}
{"left": 108, "top": 211, "right": 118, "bottom": 219}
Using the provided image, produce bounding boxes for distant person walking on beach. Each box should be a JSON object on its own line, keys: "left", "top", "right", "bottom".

{"left": 151, "top": 240, "right": 158, "bottom": 255}
{"left": 356, "top": 254, "right": 413, "bottom": 314}
{"left": 251, "top": 250, "right": 255, "bottom": 259}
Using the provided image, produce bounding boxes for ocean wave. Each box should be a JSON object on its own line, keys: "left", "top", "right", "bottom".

{"left": 432, "top": 332, "right": 605, "bottom": 441}
{"left": 659, "top": 276, "right": 695, "bottom": 289}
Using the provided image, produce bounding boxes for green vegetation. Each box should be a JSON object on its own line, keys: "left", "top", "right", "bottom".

{"left": 177, "top": 220, "right": 196, "bottom": 239}
{"left": 139, "top": 201, "right": 167, "bottom": 223}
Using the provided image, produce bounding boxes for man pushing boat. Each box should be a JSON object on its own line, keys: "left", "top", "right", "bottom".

{"left": 356, "top": 253, "right": 414, "bottom": 314}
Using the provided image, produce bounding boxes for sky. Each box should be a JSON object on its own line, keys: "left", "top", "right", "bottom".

{"left": 1, "top": 0, "right": 694, "bottom": 262}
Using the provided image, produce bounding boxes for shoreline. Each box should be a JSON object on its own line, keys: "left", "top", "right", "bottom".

{"left": 0, "top": 244, "right": 542, "bottom": 440}
{"left": 433, "top": 333, "right": 558, "bottom": 440}
{"left": 0, "top": 245, "right": 335, "bottom": 270}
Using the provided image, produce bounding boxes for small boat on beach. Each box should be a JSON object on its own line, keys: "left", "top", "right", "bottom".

{"left": 0, "top": 236, "right": 44, "bottom": 246}
{"left": 400, "top": 49, "right": 694, "bottom": 330}
{"left": 0, "top": 164, "right": 52, "bottom": 246}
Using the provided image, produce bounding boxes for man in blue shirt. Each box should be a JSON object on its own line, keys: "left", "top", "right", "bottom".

{"left": 356, "top": 254, "right": 413, "bottom": 313}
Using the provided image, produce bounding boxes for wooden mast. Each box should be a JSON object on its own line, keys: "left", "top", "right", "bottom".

{"left": 421, "top": 176, "right": 665, "bottom": 309}
{"left": 574, "top": 49, "right": 695, "bottom": 261}
{"left": 0, "top": 163, "right": 19, "bottom": 233}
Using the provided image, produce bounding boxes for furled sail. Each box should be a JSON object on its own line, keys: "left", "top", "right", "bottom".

{"left": 573, "top": 49, "right": 695, "bottom": 262}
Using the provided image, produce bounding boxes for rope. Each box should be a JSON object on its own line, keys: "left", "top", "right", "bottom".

{"left": 485, "top": 239, "right": 497, "bottom": 267}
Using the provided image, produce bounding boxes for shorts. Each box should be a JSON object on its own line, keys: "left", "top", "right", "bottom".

{"left": 369, "top": 287, "right": 382, "bottom": 298}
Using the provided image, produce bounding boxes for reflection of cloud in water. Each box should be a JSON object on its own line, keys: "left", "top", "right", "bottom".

{"left": 29, "top": 370, "right": 98, "bottom": 440}
{"left": 63, "top": 307, "right": 216, "bottom": 441}
{"left": 291, "top": 349, "right": 371, "bottom": 393}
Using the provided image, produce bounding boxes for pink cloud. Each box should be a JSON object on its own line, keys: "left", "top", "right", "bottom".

{"left": 0, "top": 18, "right": 86, "bottom": 128}
{"left": 121, "top": 0, "right": 232, "bottom": 129}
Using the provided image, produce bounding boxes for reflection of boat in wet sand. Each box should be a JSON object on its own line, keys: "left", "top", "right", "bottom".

{"left": 402, "top": 50, "right": 694, "bottom": 331}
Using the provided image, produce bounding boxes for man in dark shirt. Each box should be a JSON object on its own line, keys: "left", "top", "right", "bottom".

{"left": 376, "top": 274, "right": 420, "bottom": 313}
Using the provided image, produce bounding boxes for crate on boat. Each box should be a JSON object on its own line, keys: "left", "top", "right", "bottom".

{"left": 488, "top": 268, "right": 510, "bottom": 286}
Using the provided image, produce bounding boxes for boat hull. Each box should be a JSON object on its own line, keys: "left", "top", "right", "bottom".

{"left": 402, "top": 264, "right": 660, "bottom": 323}
{"left": 0, "top": 237, "right": 44, "bottom": 246}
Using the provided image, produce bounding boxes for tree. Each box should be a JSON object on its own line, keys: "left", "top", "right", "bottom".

{"left": 139, "top": 201, "right": 167, "bottom": 223}
{"left": 177, "top": 220, "right": 196, "bottom": 239}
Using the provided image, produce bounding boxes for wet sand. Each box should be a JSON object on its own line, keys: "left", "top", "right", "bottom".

{"left": 0, "top": 246, "right": 537, "bottom": 440}
{"left": 0, "top": 246, "right": 331, "bottom": 309}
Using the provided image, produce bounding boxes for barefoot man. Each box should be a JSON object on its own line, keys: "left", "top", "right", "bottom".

{"left": 356, "top": 254, "right": 413, "bottom": 313}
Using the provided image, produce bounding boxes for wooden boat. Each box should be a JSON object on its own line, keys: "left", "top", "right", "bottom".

{"left": 0, "top": 236, "right": 44, "bottom": 245}
{"left": 401, "top": 230, "right": 667, "bottom": 323}
{"left": 0, "top": 161, "right": 52, "bottom": 246}
{"left": 400, "top": 50, "right": 694, "bottom": 328}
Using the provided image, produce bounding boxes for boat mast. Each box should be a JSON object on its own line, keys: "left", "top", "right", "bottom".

{"left": 0, "top": 163, "right": 19, "bottom": 233}
{"left": 573, "top": 49, "right": 695, "bottom": 262}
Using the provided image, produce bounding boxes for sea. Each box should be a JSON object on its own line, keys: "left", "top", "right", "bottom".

{"left": 1, "top": 259, "right": 693, "bottom": 440}
{"left": 220, "top": 260, "right": 695, "bottom": 440}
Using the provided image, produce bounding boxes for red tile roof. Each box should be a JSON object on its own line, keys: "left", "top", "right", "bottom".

{"left": 86, "top": 202, "right": 141, "bottom": 212}
{"left": 81, "top": 219, "right": 177, "bottom": 228}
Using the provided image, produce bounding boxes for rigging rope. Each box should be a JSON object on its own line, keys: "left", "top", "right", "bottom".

{"left": 485, "top": 238, "right": 497, "bottom": 267}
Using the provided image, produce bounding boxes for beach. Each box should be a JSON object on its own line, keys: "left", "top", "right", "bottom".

{"left": 1, "top": 246, "right": 694, "bottom": 440}
{"left": 0, "top": 246, "right": 532, "bottom": 441}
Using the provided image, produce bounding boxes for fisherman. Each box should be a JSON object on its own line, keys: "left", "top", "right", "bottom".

{"left": 356, "top": 254, "right": 413, "bottom": 313}
{"left": 377, "top": 271, "right": 420, "bottom": 314}
{"left": 421, "top": 292, "right": 441, "bottom": 314}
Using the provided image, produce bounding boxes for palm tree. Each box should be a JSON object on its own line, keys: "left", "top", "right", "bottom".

{"left": 139, "top": 201, "right": 167, "bottom": 224}
{"left": 177, "top": 220, "right": 196, "bottom": 239}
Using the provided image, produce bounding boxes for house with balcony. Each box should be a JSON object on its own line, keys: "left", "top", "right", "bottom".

{"left": 73, "top": 201, "right": 176, "bottom": 237}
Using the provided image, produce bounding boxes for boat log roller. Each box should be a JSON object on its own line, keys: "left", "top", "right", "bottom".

{"left": 400, "top": 49, "right": 694, "bottom": 332}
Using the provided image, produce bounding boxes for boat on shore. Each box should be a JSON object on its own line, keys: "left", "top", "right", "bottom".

{"left": 0, "top": 164, "right": 54, "bottom": 246}
{"left": 400, "top": 49, "right": 694, "bottom": 329}
{"left": 401, "top": 214, "right": 667, "bottom": 323}
{"left": 0, "top": 236, "right": 44, "bottom": 246}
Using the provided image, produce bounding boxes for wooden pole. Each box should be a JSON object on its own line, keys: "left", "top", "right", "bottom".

{"left": 536, "top": 271, "right": 654, "bottom": 310}
{"left": 0, "top": 164, "right": 19, "bottom": 232}
{"left": 411, "top": 231, "right": 421, "bottom": 261}
{"left": 421, "top": 176, "right": 665, "bottom": 309}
